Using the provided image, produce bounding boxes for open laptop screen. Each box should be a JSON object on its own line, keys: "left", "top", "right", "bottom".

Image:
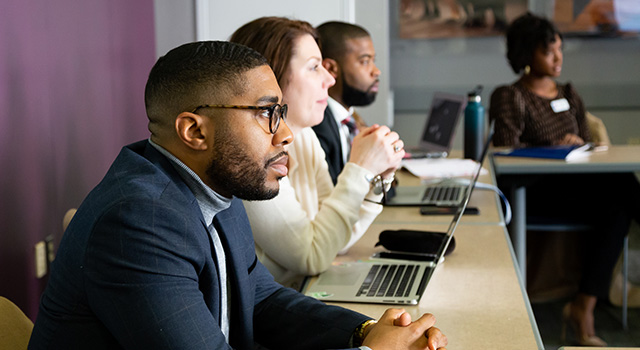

{"left": 418, "top": 92, "right": 466, "bottom": 153}
{"left": 436, "top": 120, "right": 495, "bottom": 259}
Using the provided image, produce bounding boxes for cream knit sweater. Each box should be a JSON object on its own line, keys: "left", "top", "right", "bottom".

{"left": 243, "top": 127, "right": 383, "bottom": 288}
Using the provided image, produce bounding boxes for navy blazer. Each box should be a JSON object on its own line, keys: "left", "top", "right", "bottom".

{"left": 312, "top": 107, "right": 344, "bottom": 185}
{"left": 29, "top": 140, "right": 368, "bottom": 350}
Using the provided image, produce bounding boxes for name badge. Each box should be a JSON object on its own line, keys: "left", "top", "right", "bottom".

{"left": 550, "top": 98, "right": 570, "bottom": 113}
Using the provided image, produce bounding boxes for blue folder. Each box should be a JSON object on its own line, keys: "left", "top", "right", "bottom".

{"left": 494, "top": 144, "right": 593, "bottom": 160}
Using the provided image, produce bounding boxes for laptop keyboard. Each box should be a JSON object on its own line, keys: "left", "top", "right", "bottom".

{"left": 356, "top": 264, "right": 421, "bottom": 298}
{"left": 421, "top": 185, "right": 467, "bottom": 206}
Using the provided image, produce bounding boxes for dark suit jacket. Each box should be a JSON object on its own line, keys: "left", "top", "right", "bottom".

{"left": 29, "top": 140, "right": 368, "bottom": 350}
{"left": 312, "top": 107, "right": 344, "bottom": 184}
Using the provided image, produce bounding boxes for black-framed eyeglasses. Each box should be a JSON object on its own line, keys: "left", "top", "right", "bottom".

{"left": 191, "top": 103, "right": 288, "bottom": 134}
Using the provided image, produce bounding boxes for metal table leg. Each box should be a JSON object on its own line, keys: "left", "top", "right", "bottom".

{"left": 509, "top": 185, "right": 527, "bottom": 286}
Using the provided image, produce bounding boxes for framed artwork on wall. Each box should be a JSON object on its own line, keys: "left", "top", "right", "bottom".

{"left": 398, "top": 0, "right": 529, "bottom": 39}
{"left": 397, "top": 0, "right": 640, "bottom": 40}
{"left": 551, "top": 0, "right": 640, "bottom": 38}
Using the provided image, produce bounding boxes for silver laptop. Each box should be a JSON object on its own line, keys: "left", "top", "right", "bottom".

{"left": 384, "top": 178, "right": 469, "bottom": 207}
{"left": 303, "top": 126, "right": 494, "bottom": 305}
{"left": 406, "top": 91, "right": 466, "bottom": 159}
{"left": 385, "top": 91, "right": 468, "bottom": 207}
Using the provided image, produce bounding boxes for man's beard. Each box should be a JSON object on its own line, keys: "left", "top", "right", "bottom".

{"left": 205, "top": 128, "right": 283, "bottom": 201}
{"left": 341, "top": 73, "right": 377, "bottom": 107}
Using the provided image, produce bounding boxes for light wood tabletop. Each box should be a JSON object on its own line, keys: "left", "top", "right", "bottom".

{"left": 492, "top": 145, "right": 640, "bottom": 174}
{"left": 313, "top": 221, "right": 543, "bottom": 350}
{"left": 302, "top": 153, "right": 544, "bottom": 349}
{"left": 491, "top": 144, "right": 640, "bottom": 284}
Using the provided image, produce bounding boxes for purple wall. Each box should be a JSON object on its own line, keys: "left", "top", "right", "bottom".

{"left": 0, "top": 0, "right": 156, "bottom": 319}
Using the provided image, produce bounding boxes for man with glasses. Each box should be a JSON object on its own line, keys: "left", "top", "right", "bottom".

{"left": 29, "top": 41, "right": 447, "bottom": 350}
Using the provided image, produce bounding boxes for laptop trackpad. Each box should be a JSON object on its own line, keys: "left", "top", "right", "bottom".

{"left": 316, "top": 264, "right": 369, "bottom": 286}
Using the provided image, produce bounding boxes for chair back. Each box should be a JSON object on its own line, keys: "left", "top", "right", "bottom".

{"left": 586, "top": 111, "right": 611, "bottom": 146}
{"left": 0, "top": 296, "right": 33, "bottom": 350}
{"left": 63, "top": 208, "right": 77, "bottom": 232}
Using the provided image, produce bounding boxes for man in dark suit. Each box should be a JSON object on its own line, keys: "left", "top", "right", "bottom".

{"left": 28, "top": 41, "right": 446, "bottom": 349}
{"left": 312, "top": 22, "right": 381, "bottom": 184}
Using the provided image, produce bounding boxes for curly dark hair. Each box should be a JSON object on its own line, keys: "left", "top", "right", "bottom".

{"left": 506, "top": 12, "right": 562, "bottom": 74}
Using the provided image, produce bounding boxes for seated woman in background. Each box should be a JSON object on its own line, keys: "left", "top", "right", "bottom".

{"left": 490, "top": 12, "right": 639, "bottom": 346}
{"left": 230, "top": 17, "right": 404, "bottom": 289}
{"left": 490, "top": 15, "right": 589, "bottom": 147}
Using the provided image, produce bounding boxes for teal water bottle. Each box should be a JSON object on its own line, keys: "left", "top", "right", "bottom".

{"left": 464, "top": 85, "right": 485, "bottom": 162}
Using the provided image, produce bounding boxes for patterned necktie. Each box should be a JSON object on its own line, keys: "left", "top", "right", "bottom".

{"left": 341, "top": 115, "right": 358, "bottom": 146}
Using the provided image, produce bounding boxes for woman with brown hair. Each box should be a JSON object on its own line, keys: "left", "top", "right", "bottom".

{"left": 230, "top": 17, "right": 405, "bottom": 289}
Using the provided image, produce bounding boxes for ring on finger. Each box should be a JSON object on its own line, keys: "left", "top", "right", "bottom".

{"left": 394, "top": 144, "right": 401, "bottom": 152}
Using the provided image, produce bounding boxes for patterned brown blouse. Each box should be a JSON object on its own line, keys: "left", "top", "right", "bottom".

{"left": 489, "top": 81, "right": 591, "bottom": 147}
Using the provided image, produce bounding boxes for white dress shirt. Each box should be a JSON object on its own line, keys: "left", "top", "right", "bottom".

{"left": 327, "top": 97, "right": 355, "bottom": 164}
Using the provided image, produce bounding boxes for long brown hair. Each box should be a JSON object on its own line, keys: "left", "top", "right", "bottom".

{"left": 230, "top": 16, "right": 318, "bottom": 90}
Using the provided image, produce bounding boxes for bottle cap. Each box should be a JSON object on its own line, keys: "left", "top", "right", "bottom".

{"left": 468, "top": 85, "right": 483, "bottom": 97}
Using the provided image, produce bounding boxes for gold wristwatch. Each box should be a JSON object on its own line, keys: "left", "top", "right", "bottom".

{"left": 353, "top": 319, "right": 377, "bottom": 346}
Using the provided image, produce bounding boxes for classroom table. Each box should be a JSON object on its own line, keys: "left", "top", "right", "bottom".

{"left": 301, "top": 153, "right": 549, "bottom": 348}
{"left": 491, "top": 145, "right": 640, "bottom": 282}
{"left": 304, "top": 156, "right": 545, "bottom": 349}
{"left": 312, "top": 222, "right": 543, "bottom": 349}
